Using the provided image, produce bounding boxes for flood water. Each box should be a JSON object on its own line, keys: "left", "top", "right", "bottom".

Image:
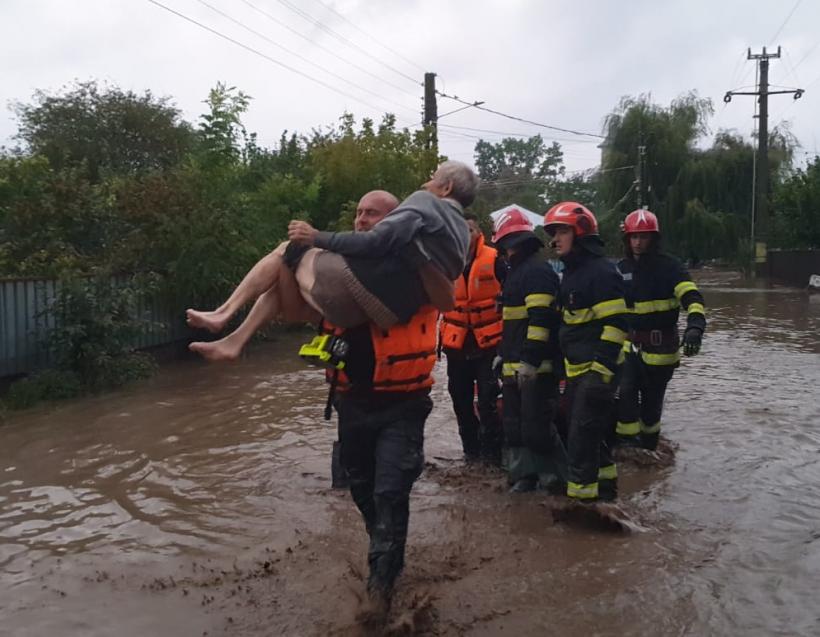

{"left": 2, "top": 269, "right": 820, "bottom": 636}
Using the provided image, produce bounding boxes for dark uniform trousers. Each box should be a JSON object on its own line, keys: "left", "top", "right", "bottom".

{"left": 565, "top": 372, "right": 618, "bottom": 500}
{"left": 501, "top": 373, "right": 567, "bottom": 487}
{"left": 617, "top": 351, "right": 675, "bottom": 448}
{"left": 445, "top": 349, "right": 501, "bottom": 460}
{"left": 337, "top": 393, "right": 432, "bottom": 594}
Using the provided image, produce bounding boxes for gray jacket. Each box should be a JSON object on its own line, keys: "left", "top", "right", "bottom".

{"left": 314, "top": 190, "right": 469, "bottom": 279}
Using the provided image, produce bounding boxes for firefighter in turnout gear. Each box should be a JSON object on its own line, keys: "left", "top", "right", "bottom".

{"left": 440, "top": 213, "right": 503, "bottom": 463}
{"left": 615, "top": 209, "right": 706, "bottom": 450}
{"left": 493, "top": 208, "right": 567, "bottom": 493}
{"left": 544, "top": 202, "right": 628, "bottom": 502}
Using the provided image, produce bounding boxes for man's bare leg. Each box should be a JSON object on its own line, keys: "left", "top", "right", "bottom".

{"left": 185, "top": 244, "right": 287, "bottom": 333}
{"left": 189, "top": 286, "right": 282, "bottom": 361}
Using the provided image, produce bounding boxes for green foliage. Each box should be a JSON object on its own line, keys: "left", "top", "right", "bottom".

{"left": 4, "top": 369, "right": 83, "bottom": 409}
{"left": 13, "top": 80, "right": 194, "bottom": 182}
{"left": 772, "top": 155, "right": 820, "bottom": 248}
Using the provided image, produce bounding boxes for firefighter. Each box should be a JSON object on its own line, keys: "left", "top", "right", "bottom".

{"left": 615, "top": 208, "right": 706, "bottom": 450}
{"left": 492, "top": 208, "right": 567, "bottom": 493}
{"left": 544, "top": 202, "right": 628, "bottom": 502}
{"left": 439, "top": 213, "right": 503, "bottom": 464}
{"left": 308, "top": 305, "right": 438, "bottom": 620}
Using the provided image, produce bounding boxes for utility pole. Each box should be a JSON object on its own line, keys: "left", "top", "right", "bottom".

{"left": 636, "top": 143, "right": 647, "bottom": 209}
{"left": 724, "top": 46, "right": 803, "bottom": 276}
{"left": 423, "top": 72, "right": 438, "bottom": 154}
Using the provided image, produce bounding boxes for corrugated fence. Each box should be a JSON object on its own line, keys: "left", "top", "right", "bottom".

{"left": 0, "top": 276, "right": 192, "bottom": 378}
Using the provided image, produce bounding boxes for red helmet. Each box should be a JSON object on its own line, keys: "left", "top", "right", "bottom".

{"left": 622, "top": 208, "right": 660, "bottom": 234}
{"left": 543, "top": 202, "right": 599, "bottom": 238}
{"left": 492, "top": 207, "right": 534, "bottom": 243}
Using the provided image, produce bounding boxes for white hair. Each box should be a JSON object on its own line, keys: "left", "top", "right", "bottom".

{"left": 434, "top": 160, "right": 480, "bottom": 207}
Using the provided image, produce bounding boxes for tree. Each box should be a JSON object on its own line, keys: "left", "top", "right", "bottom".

{"left": 772, "top": 155, "right": 820, "bottom": 248}
{"left": 13, "top": 80, "right": 194, "bottom": 181}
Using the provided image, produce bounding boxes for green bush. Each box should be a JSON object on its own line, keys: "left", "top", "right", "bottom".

{"left": 4, "top": 369, "right": 83, "bottom": 409}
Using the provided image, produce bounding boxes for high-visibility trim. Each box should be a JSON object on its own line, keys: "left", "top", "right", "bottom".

{"left": 633, "top": 298, "right": 679, "bottom": 314}
{"left": 674, "top": 280, "right": 698, "bottom": 301}
{"left": 564, "top": 359, "right": 614, "bottom": 379}
{"left": 598, "top": 464, "right": 618, "bottom": 480}
{"left": 641, "top": 350, "right": 680, "bottom": 366}
{"left": 617, "top": 347, "right": 626, "bottom": 365}
{"left": 622, "top": 339, "right": 632, "bottom": 353}
{"left": 567, "top": 481, "right": 598, "bottom": 499}
{"left": 503, "top": 305, "right": 527, "bottom": 320}
{"left": 502, "top": 360, "right": 554, "bottom": 377}
{"left": 526, "top": 326, "right": 549, "bottom": 342}
{"left": 601, "top": 325, "right": 627, "bottom": 345}
{"left": 590, "top": 361, "right": 615, "bottom": 379}
{"left": 688, "top": 302, "right": 705, "bottom": 315}
{"left": 616, "top": 420, "right": 641, "bottom": 436}
{"left": 641, "top": 421, "right": 661, "bottom": 434}
{"left": 592, "top": 298, "right": 628, "bottom": 318}
{"left": 563, "top": 308, "right": 595, "bottom": 324}
{"left": 525, "top": 293, "right": 555, "bottom": 309}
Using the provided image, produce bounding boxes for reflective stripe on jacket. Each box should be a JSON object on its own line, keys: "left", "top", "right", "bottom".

{"left": 500, "top": 251, "right": 561, "bottom": 377}
{"left": 617, "top": 252, "right": 706, "bottom": 367}
{"left": 440, "top": 235, "right": 502, "bottom": 351}
{"left": 322, "top": 306, "right": 438, "bottom": 392}
{"left": 559, "top": 251, "right": 628, "bottom": 380}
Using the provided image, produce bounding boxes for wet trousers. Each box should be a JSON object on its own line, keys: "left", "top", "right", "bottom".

{"left": 616, "top": 352, "right": 676, "bottom": 449}
{"left": 337, "top": 393, "right": 432, "bottom": 596}
{"left": 565, "top": 372, "right": 617, "bottom": 501}
{"left": 501, "top": 373, "right": 567, "bottom": 488}
{"left": 445, "top": 349, "right": 501, "bottom": 461}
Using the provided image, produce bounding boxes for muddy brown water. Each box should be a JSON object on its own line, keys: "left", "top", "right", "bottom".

{"left": 2, "top": 269, "right": 820, "bottom": 636}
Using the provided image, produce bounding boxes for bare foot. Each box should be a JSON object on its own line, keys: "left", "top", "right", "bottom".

{"left": 185, "top": 308, "right": 230, "bottom": 333}
{"left": 189, "top": 339, "right": 241, "bottom": 362}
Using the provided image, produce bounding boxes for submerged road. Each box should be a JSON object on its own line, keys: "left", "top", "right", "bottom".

{"left": 1, "top": 269, "right": 820, "bottom": 636}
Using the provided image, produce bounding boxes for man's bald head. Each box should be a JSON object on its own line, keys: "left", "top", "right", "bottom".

{"left": 355, "top": 190, "right": 399, "bottom": 231}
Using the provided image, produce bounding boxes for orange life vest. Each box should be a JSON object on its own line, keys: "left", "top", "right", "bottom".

{"left": 321, "top": 306, "right": 438, "bottom": 393}
{"left": 440, "top": 236, "right": 502, "bottom": 350}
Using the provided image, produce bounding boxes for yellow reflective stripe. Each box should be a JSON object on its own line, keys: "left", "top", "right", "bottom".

{"left": 617, "top": 347, "right": 626, "bottom": 365}
{"left": 567, "top": 481, "right": 598, "bottom": 499}
{"left": 502, "top": 360, "right": 553, "bottom": 376}
{"left": 590, "top": 361, "right": 615, "bottom": 380}
{"left": 598, "top": 464, "right": 618, "bottom": 480}
{"left": 563, "top": 308, "right": 595, "bottom": 324}
{"left": 503, "top": 305, "right": 527, "bottom": 320}
{"left": 616, "top": 420, "right": 641, "bottom": 436}
{"left": 526, "top": 326, "right": 549, "bottom": 342}
{"left": 564, "top": 359, "right": 592, "bottom": 377}
{"left": 525, "top": 293, "right": 554, "bottom": 309}
{"left": 633, "top": 298, "right": 679, "bottom": 314}
{"left": 601, "top": 325, "right": 627, "bottom": 345}
{"left": 674, "top": 280, "right": 698, "bottom": 301}
{"left": 641, "top": 351, "right": 680, "bottom": 366}
{"left": 641, "top": 421, "right": 661, "bottom": 434}
{"left": 592, "top": 298, "right": 627, "bottom": 318}
{"left": 622, "top": 339, "right": 632, "bottom": 353}
{"left": 688, "top": 302, "right": 705, "bottom": 315}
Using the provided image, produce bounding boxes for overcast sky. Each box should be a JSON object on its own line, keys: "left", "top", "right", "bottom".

{"left": 2, "top": 0, "right": 819, "bottom": 173}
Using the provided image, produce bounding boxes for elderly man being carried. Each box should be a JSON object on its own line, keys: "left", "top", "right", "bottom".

{"left": 186, "top": 161, "right": 478, "bottom": 361}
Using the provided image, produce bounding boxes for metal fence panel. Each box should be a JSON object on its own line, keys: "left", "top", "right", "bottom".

{"left": 0, "top": 277, "right": 192, "bottom": 379}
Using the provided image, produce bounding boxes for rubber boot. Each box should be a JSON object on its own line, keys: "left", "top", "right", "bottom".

{"left": 641, "top": 432, "right": 659, "bottom": 451}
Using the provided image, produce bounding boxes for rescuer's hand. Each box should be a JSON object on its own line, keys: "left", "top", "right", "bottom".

{"left": 288, "top": 220, "right": 319, "bottom": 245}
{"left": 492, "top": 355, "right": 503, "bottom": 378}
{"left": 682, "top": 327, "right": 703, "bottom": 356}
{"left": 516, "top": 362, "right": 537, "bottom": 389}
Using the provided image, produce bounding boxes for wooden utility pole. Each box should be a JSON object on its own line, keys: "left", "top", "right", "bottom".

{"left": 724, "top": 46, "right": 803, "bottom": 276}
{"left": 423, "top": 72, "right": 438, "bottom": 153}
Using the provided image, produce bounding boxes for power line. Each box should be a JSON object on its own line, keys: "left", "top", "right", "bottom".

{"left": 238, "top": 0, "right": 417, "bottom": 98}
{"left": 273, "top": 0, "right": 420, "bottom": 86}
{"left": 769, "top": 0, "right": 802, "bottom": 46}
{"left": 145, "top": 0, "right": 414, "bottom": 124}
{"left": 194, "top": 0, "right": 417, "bottom": 115}
{"left": 307, "top": 0, "right": 426, "bottom": 73}
{"left": 436, "top": 91, "right": 605, "bottom": 139}
{"left": 439, "top": 123, "right": 601, "bottom": 144}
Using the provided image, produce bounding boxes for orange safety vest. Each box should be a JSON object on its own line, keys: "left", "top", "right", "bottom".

{"left": 440, "top": 236, "right": 502, "bottom": 351}
{"left": 321, "top": 306, "right": 438, "bottom": 393}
